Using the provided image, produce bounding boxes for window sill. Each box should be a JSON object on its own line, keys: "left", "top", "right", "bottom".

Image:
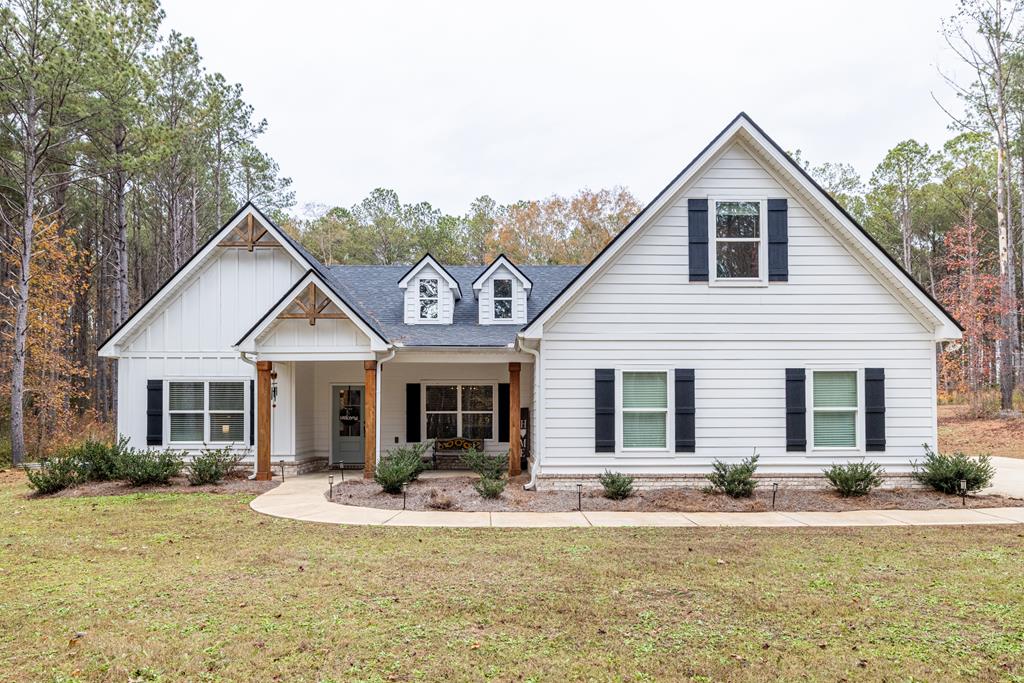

{"left": 707, "top": 280, "right": 769, "bottom": 288}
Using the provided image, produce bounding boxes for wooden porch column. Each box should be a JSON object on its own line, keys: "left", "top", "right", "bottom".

{"left": 256, "top": 360, "right": 273, "bottom": 481}
{"left": 508, "top": 362, "right": 521, "bottom": 476}
{"left": 363, "top": 360, "right": 377, "bottom": 479}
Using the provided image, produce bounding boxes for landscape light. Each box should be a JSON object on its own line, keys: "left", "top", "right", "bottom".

{"left": 959, "top": 479, "right": 967, "bottom": 506}
{"left": 772, "top": 482, "right": 779, "bottom": 510}
{"left": 328, "top": 474, "right": 334, "bottom": 500}
{"left": 577, "top": 483, "right": 583, "bottom": 512}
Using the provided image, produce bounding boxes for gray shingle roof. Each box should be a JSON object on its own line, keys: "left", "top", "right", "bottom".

{"left": 322, "top": 264, "right": 583, "bottom": 347}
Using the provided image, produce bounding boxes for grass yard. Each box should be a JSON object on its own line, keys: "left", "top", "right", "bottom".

{"left": 1, "top": 472, "right": 1023, "bottom": 682}
{"left": 939, "top": 404, "right": 1024, "bottom": 458}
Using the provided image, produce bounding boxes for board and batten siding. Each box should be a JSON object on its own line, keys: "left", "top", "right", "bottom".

{"left": 539, "top": 142, "right": 938, "bottom": 475}
{"left": 477, "top": 264, "right": 528, "bottom": 325}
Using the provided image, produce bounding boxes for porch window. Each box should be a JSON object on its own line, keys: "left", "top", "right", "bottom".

{"left": 168, "top": 380, "right": 247, "bottom": 444}
{"left": 425, "top": 384, "right": 494, "bottom": 440}
{"left": 621, "top": 371, "right": 668, "bottom": 449}
{"left": 493, "top": 278, "right": 513, "bottom": 319}
{"left": 419, "top": 278, "right": 439, "bottom": 319}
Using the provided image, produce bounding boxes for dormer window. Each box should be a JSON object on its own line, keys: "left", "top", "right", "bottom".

{"left": 710, "top": 198, "right": 767, "bottom": 284}
{"left": 493, "top": 279, "right": 513, "bottom": 319}
{"left": 419, "top": 278, "right": 439, "bottom": 320}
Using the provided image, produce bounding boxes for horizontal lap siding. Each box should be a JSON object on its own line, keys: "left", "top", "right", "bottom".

{"left": 541, "top": 143, "right": 936, "bottom": 475}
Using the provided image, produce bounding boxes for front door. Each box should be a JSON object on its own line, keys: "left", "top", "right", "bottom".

{"left": 331, "top": 385, "right": 364, "bottom": 467}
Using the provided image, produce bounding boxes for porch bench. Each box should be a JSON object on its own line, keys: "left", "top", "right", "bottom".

{"left": 431, "top": 437, "right": 484, "bottom": 470}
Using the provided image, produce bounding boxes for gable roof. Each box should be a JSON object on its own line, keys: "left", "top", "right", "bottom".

{"left": 520, "top": 112, "right": 963, "bottom": 340}
{"left": 471, "top": 254, "right": 534, "bottom": 297}
{"left": 397, "top": 253, "right": 463, "bottom": 300}
{"left": 98, "top": 202, "right": 332, "bottom": 357}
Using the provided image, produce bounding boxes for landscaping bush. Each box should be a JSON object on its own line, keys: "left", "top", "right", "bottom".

{"left": 118, "top": 448, "right": 184, "bottom": 486}
{"left": 599, "top": 470, "right": 634, "bottom": 500}
{"left": 187, "top": 446, "right": 243, "bottom": 486}
{"left": 706, "top": 452, "right": 759, "bottom": 498}
{"left": 823, "top": 461, "right": 885, "bottom": 497}
{"left": 913, "top": 444, "right": 995, "bottom": 494}
{"left": 25, "top": 453, "right": 84, "bottom": 494}
{"left": 473, "top": 476, "right": 506, "bottom": 499}
{"left": 72, "top": 436, "right": 128, "bottom": 482}
{"left": 374, "top": 452, "right": 418, "bottom": 494}
{"left": 386, "top": 442, "right": 430, "bottom": 481}
{"left": 461, "top": 448, "right": 507, "bottom": 480}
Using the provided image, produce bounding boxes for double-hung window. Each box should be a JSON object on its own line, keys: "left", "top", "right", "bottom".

{"left": 419, "top": 278, "right": 439, "bottom": 320}
{"left": 711, "top": 199, "right": 766, "bottom": 283}
{"left": 493, "top": 278, "right": 513, "bottom": 319}
{"left": 621, "top": 371, "right": 668, "bottom": 449}
{"left": 168, "top": 380, "right": 246, "bottom": 444}
{"left": 811, "top": 371, "right": 859, "bottom": 449}
{"left": 425, "top": 384, "right": 495, "bottom": 440}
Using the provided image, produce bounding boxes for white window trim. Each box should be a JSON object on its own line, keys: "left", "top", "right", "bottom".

{"left": 807, "top": 367, "right": 864, "bottom": 452}
{"left": 614, "top": 368, "right": 673, "bottom": 453}
{"left": 418, "top": 277, "right": 440, "bottom": 320}
{"left": 165, "top": 379, "right": 250, "bottom": 447}
{"left": 493, "top": 278, "right": 513, "bottom": 320}
{"left": 422, "top": 382, "right": 500, "bottom": 443}
{"left": 708, "top": 196, "right": 769, "bottom": 287}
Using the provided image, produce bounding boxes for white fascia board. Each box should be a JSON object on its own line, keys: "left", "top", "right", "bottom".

{"left": 397, "top": 254, "right": 462, "bottom": 300}
{"left": 471, "top": 255, "right": 533, "bottom": 297}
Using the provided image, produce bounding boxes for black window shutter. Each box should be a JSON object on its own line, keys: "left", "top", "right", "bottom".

{"left": 785, "top": 369, "right": 806, "bottom": 451}
{"left": 498, "top": 383, "right": 510, "bottom": 442}
{"left": 674, "top": 368, "right": 695, "bottom": 452}
{"left": 688, "top": 198, "right": 709, "bottom": 282}
{"left": 146, "top": 380, "right": 163, "bottom": 446}
{"left": 865, "top": 368, "right": 886, "bottom": 451}
{"left": 595, "top": 369, "right": 615, "bottom": 452}
{"left": 768, "top": 198, "right": 789, "bottom": 282}
{"left": 406, "top": 383, "right": 421, "bottom": 442}
{"left": 249, "top": 379, "right": 255, "bottom": 446}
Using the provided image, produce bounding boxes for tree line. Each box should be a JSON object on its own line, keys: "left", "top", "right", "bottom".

{"left": 2, "top": 0, "right": 1023, "bottom": 466}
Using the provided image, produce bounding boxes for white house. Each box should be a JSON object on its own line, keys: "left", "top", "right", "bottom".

{"left": 98, "top": 113, "right": 961, "bottom": 488}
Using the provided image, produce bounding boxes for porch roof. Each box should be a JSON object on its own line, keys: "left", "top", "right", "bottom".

{"left": 322, "top": 264, "right": 582, "bottom": 347}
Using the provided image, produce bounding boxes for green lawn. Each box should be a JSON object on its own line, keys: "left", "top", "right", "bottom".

{"left": 1, "top": 474, "right": 1023, "bottom": 682}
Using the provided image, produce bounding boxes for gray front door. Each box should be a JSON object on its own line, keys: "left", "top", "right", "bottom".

{"left": 331, "top": 385, "right": 364, "bottom": 467}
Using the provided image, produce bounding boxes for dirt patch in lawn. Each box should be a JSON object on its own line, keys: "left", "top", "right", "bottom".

{"left": 29, "top": 470, "right": 279, "bottom": 499}
{"left": 327, "top": 475, "right": 1022, "bottom": 512}
{"left": 938, "top": 403, "right": 1024, "bottom": 458}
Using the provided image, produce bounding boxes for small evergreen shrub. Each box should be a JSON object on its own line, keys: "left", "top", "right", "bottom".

{"left": 599, "top": 470, "right": 634, "bottom": 500}
{"left": 118, "top": 448, "right": 184, "bottom": 486}
{"left": 913, "top": 444, "right": 995, "bottom": 494}
{"left": 706, "top": 452, "right": 760, "bottom": 498}
{"left": 25, "top": 454, "right": 84, "bottom": 494}
{"left": 460, "top": 448, "right": 507, "bottom": 480}
{"left": 187, "top": 446, "right": 244, "bottom": 486}
{"left": 473, "top": 476, "right": 506, "bottom": 499}
{"left": 823, "top": 461, "right": 885, "bottom": 497}
{"left": 73, "top": 436, "right": 128, "bottom": 482}
{"left": 386, "top": 442, "right": 430, "bottom": 481}
{"left": 374, "top": 452, "right": 418, "bottom": 494}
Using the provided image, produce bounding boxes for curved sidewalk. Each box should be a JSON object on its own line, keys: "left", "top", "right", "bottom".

{"left": 250, "top": 473, "right": 1024, "bottom": 528}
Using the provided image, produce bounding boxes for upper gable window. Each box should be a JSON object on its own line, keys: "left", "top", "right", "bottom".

{"left": 493, "top": 279, "right": 513, "bottom": 319}
{"left": 712, "top": 199, "right": 766, "bottom": 283}
{"left": 418, "top": 278, "right": 439, "bottom": 320}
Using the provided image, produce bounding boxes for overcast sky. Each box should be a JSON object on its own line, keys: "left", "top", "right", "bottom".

{"left": 162, "top": 0, "right": 969, "bottom": 216}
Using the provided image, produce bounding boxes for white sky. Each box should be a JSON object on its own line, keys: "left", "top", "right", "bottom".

{"left": 162, "top": 0, "right": 969, "bottom": 215}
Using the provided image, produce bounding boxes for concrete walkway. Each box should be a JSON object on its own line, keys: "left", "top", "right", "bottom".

{"left": 250, "top": 472, "right": 1024, "bottom": 528}
{"left": 987, "top": 456, "right": 1024, "bottom": 498}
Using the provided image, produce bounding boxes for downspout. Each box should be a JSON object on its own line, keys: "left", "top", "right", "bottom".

{"left": 518, "top": 337, "right": 542, "bottom": 490}
{"left": 238, "top": 350, "right": 257, "bottom": 477}
{"left": 375, "top": 346, "right": 397, "bottom": 466}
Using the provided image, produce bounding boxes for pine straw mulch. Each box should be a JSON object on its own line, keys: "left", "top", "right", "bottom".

{"left": 7, "top": 468, "right": 279, "bottom": 499}
{"left": 326, "top": 474, "right": 1023, "bottom": 513}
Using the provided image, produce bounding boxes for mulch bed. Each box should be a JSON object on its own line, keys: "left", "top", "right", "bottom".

{"left": 17, "top": 470, "right": 279, "bottom": 499}
{"left": 326, "top": 474, "right": 1023, "bottom": 513}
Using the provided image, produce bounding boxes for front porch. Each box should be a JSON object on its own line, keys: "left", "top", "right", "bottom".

{"left": 252, "top": 355, "right": 534, "bottom": 481}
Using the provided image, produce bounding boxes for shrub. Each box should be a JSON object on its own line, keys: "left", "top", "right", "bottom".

{"left": 461, "top": 448, "right": 507, "bottom": 480}
{"left": 599, "top": 470, "right": 634, "bottom": 500}
{"left": 823, "top": 461, "right": 885, "bottom": 497}
{"left": 706, "top": 452, "right": 759, "bottom": 498}
{"left": 187, "top": 446, "right": 244, "bottom": 486}
{"left": 374, "top": 452, "right": 418, "bottom": 494}
{"left": 72, "top": 436, "right": 128, "bottom": 482}
{"left": 25, "top": 454, "right": 84, "bottom": 494}
{"left": 386, "top": 442, "right": 430, "bottom": 481}
{"left": 473, "top": 476, "right": 506, "bottom": 499}
{"left": 118, "top": 448, "right": 184, "bottom": 486}
{"left": 913, "top": 444, "right": 995, "bottom": 494}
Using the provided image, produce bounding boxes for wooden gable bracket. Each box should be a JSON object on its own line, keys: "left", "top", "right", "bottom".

{"left": 276, "top": 282, "right": 348, "bottom": 326}
{"left": 219, "top": 214, "right": 282, "bottom": 251}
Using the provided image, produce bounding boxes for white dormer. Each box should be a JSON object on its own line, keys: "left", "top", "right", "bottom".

{"left": 472, "top": 255, "right": 532, "bottom": 325}
{"left": 398, "top": 254, "right": 462, "bottom": 325}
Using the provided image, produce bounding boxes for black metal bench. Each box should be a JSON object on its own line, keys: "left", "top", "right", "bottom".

{"left": 431, "top": 437, "right": 484, "bottom": 470}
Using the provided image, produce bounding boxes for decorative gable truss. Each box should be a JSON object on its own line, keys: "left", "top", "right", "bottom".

{"left": 217, "top": 212, "right": 283, "bottom": 251}
{"left": 277, "top": 282, "right": 347, "bottom": 326}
